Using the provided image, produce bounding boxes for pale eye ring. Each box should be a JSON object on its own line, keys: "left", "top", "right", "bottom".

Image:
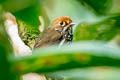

{"left": 59, "top": 21, "right": 65, "bottom": 26}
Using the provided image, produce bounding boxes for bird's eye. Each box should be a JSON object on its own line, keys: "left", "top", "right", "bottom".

{"left": 59, "top": 21, "right": 65, "bottom": 26}
{"left": 60, "top": 21, "right": 63, "bottom": 25}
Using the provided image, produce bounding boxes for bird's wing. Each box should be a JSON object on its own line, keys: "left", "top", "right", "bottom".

{"left": 34, "top": 28, "right": 62, "bottom": 48}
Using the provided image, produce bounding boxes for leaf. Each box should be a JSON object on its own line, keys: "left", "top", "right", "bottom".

{"left": 43, "top": 0, "right": 105, "bottom": 23}
{"left": 77, "top": 0, "right": 112, "bottom": 15}
{"left": 109, "top": 0, "right": 120, "bottom": 14}
{"left": 0, "top": 5, "right": 14, "bottom": 80}
{"left": 74, "top": 15, "right": 120, "bottom": 42}
{"left": 10, "top": 41, "right": 120, "bottom": 74}
{"left": 45, "top": 67, "right": 120, "bottom": 80}
{"left": 77, "top": 0, "right": 120, "bottom": 15}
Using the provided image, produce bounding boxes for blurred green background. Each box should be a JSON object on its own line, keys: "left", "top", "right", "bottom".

{"left": 0, "top": 0, "right": 120, "bottom": 80}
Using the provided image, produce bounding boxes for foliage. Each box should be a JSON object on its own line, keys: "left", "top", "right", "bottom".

{"left": 0, "top": 0, "right": 120, "bottom": 80}
{"left": 78, "top": 0, "right": 112, "bottom": 15}
{"left": 45, "top": 67, "right": 120, "bottom": 80}
{"left": 0, "top": 5, "right": 14, "bottom": 80}
{"left": 10, "top": 41, "right": 120, "bottom": 74}
{"left": 17, "top": 20, "right": 40, "bottom": 48}
{"left": 74, "top": 15, "right": 120, "bottom": 42}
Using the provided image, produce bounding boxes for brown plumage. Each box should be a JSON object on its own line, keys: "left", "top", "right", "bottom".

{"left": 34, "top": 16, "right": 75, "bottom": 48}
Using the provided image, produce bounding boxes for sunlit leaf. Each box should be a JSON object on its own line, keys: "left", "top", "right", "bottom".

{"left": 46, "top": 67, "right": 120, "bottom": 80}
{"left": 10, "top": 41, "right": 120, "bottom": 74}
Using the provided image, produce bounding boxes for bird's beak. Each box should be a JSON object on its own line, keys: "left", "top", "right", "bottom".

{"left": 62, "top": 22, "right": 75, "bottom": 33}
{"left": 69, "top": 22, "right": 75, "bottom": 26}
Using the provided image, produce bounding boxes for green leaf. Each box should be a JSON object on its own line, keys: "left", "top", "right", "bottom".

{"left": 77, "top": 0, "right": 120, "bottom": 15}
{"left": 43, "top": 0, "right": 105, "bottom": 23}
{"left": 109, "top": 0, "right": 120, "bottom": 14}
{"left": 45, "top": 67, "right": 120, "bottom": 80}
{"left": 77, "top": 0, "right": 112, "bottom": 15}
{"left": 74, "top": 15, "right": 120, "bottom": 42}
{"left": 0, "top": 5, "right": 14, "bottom": 80}
{"left": 10, "top": 41, "right": 120, "bottom": 74}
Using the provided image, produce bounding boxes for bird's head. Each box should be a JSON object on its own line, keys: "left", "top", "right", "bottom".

{"left": 50, "top": 16, "right": 75, "bottom": 33}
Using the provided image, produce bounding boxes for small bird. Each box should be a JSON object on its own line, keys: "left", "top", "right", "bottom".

{"left": 34, "top": 16, "right": 75, "bottom": 48}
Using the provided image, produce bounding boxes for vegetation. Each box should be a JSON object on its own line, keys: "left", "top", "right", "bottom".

{"left": 0, "top": 0, "right": 120, "bottom": 80}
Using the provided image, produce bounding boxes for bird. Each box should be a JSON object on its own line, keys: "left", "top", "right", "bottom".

{"left": 34, "top": 16, "right": 75, "bottom": 48}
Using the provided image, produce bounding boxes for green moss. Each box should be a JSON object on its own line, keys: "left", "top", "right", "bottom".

{"left": 17, "top": 20, "right": 40, "bottom": 48}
